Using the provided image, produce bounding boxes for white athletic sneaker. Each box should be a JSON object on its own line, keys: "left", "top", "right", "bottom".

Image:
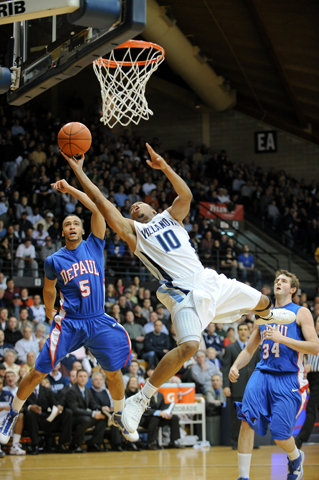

{"left": 110, "top": 412, "right": 139, "bottom": 442}
{"left": 255, "top": 308, "right": 296, "bottom": 325}
{"left": 9, "top": 444, "right": 26, "bottom": 456}
{"left": 121, "top": 391, "right": 150, "bottom": 434}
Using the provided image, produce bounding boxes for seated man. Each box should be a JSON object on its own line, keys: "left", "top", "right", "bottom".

{"left": 23, "top": 351, "right": 37, "bottom": 373}
{"left": 203, "top": 322, "right": 224, "bottom": 354}
{"left": 143, "top": 320, "right": 170, "bottom": 366}
{"left": 0, "top": 375, "right": 25, "bottom": 456}
{"left": 15, "top": 326, "right": 39, "bottom": 364}
{"left": 205, "top": 373, "right": 226, "bottom": 446}
{"left": 47, "top": 363, "right": 68, "bottom": 396}
{"left": 139, "top": 390, "right": 183, "bottom": 450}
{"left": 90, "top": 372, "right": 125, "bottom": 451}
{"left": 191, "top": 350, "right": 222, "bottom": 393}
{"left": 23, "top": 378, "right": 73, "bottom": 454}
{"left": 65, "top": 369, "right": 107, "bottom": 452}
{"left": 123, "top": 310, "right": 145, "bottom": 356}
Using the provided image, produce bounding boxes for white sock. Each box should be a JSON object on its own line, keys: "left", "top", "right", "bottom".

{"left": 288, "top": 446, "right": 299, "bottom": 461}
{"left": 238, "top": 453, "right": 252, "bottom": 478}
{"left": 13, "top": 434, "right": 21, "bottom": 445}
{"left": 12, "top": 395, "right": 26, "bottom": 413}
{"left": 113, "top": 398, "right": 125, "bottom": 413}
{"left": 142, "top": 381, "right": 158, "bottom": 399}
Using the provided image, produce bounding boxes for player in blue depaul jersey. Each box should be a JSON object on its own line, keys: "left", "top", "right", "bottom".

{"left": 0, "top": 180, "right": 138, "bottom": 449}
{"left": 229, "top": 270, "right": 319, "bottom": 480}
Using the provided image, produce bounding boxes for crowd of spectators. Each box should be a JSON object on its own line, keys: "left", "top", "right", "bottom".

{"left": 1, "top": 277, "right": 319, "bottom": 454}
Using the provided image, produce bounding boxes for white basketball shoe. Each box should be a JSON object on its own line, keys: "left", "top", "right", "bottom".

{"left": 121, "top": 391, "right": 150, "bottom": 434}
{"left": 255, "top": 308, "right": 296, "bottom": 325}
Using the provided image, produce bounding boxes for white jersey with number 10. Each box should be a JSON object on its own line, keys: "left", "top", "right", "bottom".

{"left": 134, "top": 210, "right": 203, "bottom": 283}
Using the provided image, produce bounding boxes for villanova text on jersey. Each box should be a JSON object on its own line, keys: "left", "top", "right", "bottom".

{"left": 44, "top": 233, "right": 105, "bottom": 319}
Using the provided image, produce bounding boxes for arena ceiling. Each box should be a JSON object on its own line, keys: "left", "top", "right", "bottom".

{"left": 155, "top": 0, "right": 319, "bottom": 145}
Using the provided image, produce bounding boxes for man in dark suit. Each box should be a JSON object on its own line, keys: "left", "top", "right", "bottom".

{"left": 222, "top": 322, "right": 260, "bottom": 449}
{"left": 139, "top": 390, "right": 183, "bottom": 450}
{"left": 65, "top": 369, "right": 107, "bottom": 452}
{"left": 142, "top": 320, "right": 170, "bottom": 366}
{"left": 90, "top": 371, "right": 125, "bottom": 451}
{"left": 23, "top": 381, "right": 73, "bottom": 454}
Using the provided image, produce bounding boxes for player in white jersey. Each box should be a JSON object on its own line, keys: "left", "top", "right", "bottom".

{"left": 63, "top": 144, "right": 296, "bottom": 435}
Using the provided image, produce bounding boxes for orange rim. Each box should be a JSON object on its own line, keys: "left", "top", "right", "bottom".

{"left": 94, "top": 39, "right": 165, "bottom": 68}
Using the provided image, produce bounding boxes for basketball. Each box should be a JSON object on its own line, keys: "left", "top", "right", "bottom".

{"left": 57, "top": 122, "right": 92, "bottom": 157}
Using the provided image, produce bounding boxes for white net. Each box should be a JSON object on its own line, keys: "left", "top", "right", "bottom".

{"left": 93, "top": 40, "right": 165, "bottom": 128}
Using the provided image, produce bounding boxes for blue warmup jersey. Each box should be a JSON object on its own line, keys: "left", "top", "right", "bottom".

{"left": 257, "top": 302, "right": 305, "bottom": 375}
{"left": 36, "top": 232, "right": 132, "bottom": 373}
{"left": 44, "top": 233, "right": 105, "bottom": 319}
{"left": 235, "top": 302, "right": 308, "bottom": 440}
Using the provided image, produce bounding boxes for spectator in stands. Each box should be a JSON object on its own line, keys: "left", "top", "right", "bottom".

{"left": 47, "top": 363, "right": 68, "bottom": 395}
{"left": 30, "top": 295, "right": 46, "bottom": 324}
{"left": 66, "top": 369, "right": 107, "bottom": 453}
{"left": 18, "top": 211, "right": 33, "bottom": 236}
{"left": 3, "top": 370, "right": 18, "bottom": 396}
{"left": 122, "top": 360, "right": 145, "bottom": 389}
{"left": 111, "top": 304, "right": 123, "bottom": 324}
{"left": 140, "top": 298, "right": 153, "bottom": 322}
{"left": 203, "top": 323, "right": 224, "bottom": 353}
{"left": 143, "top": 320, "right": 170, "bottom": 366}
{"left": 125, "top": 376, "right": 139, "bottom": 398}
{"left": 15, "top": 238, "right": 38, "bottom": 277}
{"left": 39, "top": 236, "right": 57, "bottom": 263}
{"left": 237, "top": 244, "right": 261, "bottom": 286}
{"left": 215, "top": 323, "right": 226, "bottom": 342}
{"left": 191, "top": 350, "right": 222, "bottom": 393}
{"left": 133, "top": 303, "right": 148, "bottom": 327}
{"left": 15, "top": 195, "right": 33, "bottom": 220}
{"left": 206, "top": 347, "right": 222, "bottom": 370}
{"left": 123, "top": 310, "right": 145, "bottom": 356}
{"left": 205, "top": 373, "right": 226, "bottom": 446}
{"left": 139, "top": 389, "right": 183, "bottom": 450}
{"left": 142, "top": 176, "right": 156, "bottom": 196}
{"left": 18, "top": 307, "right": 34, "bottom": 333}
{"left": 34, "top": 324, "right": 46, "bottom": 344}
{"left": 201, "top": 230, "right": 214, "bottom": 252}
{"left": 23, "top": 381, "right": 72, "bottom": 454}
{"left": 4, "top": 316, "right": 22, "bottom": 345}
{"left": 32, "top": 224, "right": 48, "bottom": 249}
{"left": 0, "top": 307, "right": 8, "bottom": 331}
{"left": 105, "top": 283, "right": 117, "bottom": 313}
{"left": 0, "top": 289, "right": 9, "bottom": 309}
{"left": 144, "top": 312, "right": 169, "bottom": 335}
{"left": 0, "top": 375, "right": 25, "bottom": 456}
{"left": 23, "top": 351, "right": 36, "bottom": 373}
{"left": 222, "top": 322, "right": 260, "bottom": 450}
{"left": 107, "top": 234, "right": 125, "bottom": 272}
{"left": 0, "top": 329, "right": 13, "bottom": 362}
{"left": 220, "top": 247, "right": 238, "bottom": 279}
{"left": 20, "top": 287, "right": 34, "bottom": 308}
{"left": 3, "top": 278, "right": 19, "bottom": 303}
{"left": 15, "top": 325, "right": 39, "bottom": 363}
{"left": 0, "top": 237, "right": 12, "bottom": 273}
{"left": 90, "top": 372, "right": 125, "bottom": 451}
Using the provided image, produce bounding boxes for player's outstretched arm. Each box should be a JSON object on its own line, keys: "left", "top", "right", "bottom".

{"left": 230, "top": 327, "right": 261, "bottom": 382}
{"left": 61, "top": 153, "right": 137, "bottom": 250}
{"left": 146, "top": 143, "right": 192, "bottom": 223}
{"left": 51, "top": 179, "right": 105, "bottom": 240}
{"left": 264, "top": 307, "right": 319, "bottom": 355}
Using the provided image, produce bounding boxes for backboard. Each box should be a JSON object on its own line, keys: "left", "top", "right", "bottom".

{"left": 2, "top": 0, "right": 146, "bottom": 105}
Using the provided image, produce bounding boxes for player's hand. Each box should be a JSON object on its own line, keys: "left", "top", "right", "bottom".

{"left": 223, "top": 387, "right": 231, "bottom": 397}
{"left": 159, "top": 411, "right": 172, "bottom": 419}
{"left": 46, "top": 309, "right": 57, "bottom": 321}
{"left": 30, "top": 405, "right": 42, "bottom": 414}
{"left": 51, "top": 179, "right": 70, "bottom": 193}
{"left": 263, "top": 325, "right": 284, "bottom": 343}
{"left": 229, "top": 366, "right": 240, "bottom": 383}
{"left": 145, "top": 143, "right": 168, "bottom": 171}
{"left": 95, "top": 411, "right": 105, "bottom": 419}
{"left": 60, "top": 150, "right": 85, "bottom": 170}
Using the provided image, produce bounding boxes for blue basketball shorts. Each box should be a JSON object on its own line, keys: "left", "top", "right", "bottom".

{"left": 234, "top": 369, "right": 307, "bottom": 440}
{"left": 35, "top": 313, "right": 132, "bottom": 373}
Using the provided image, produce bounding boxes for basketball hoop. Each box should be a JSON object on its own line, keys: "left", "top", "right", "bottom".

{"left": 93, "top": 40, "right": 165, "bottom": 128}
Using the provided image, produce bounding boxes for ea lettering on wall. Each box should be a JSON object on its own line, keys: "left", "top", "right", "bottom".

{"left": 254, "top": 131, "right": 277, "bottom": 153}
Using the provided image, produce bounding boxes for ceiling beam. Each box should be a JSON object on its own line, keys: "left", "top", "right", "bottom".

{"left": 244, "top": 0, "right": 308, "bottom": 128}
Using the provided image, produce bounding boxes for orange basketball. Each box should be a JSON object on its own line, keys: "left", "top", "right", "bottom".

{"left": 57, "top": 122, "right": 92, "bottom": 157}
